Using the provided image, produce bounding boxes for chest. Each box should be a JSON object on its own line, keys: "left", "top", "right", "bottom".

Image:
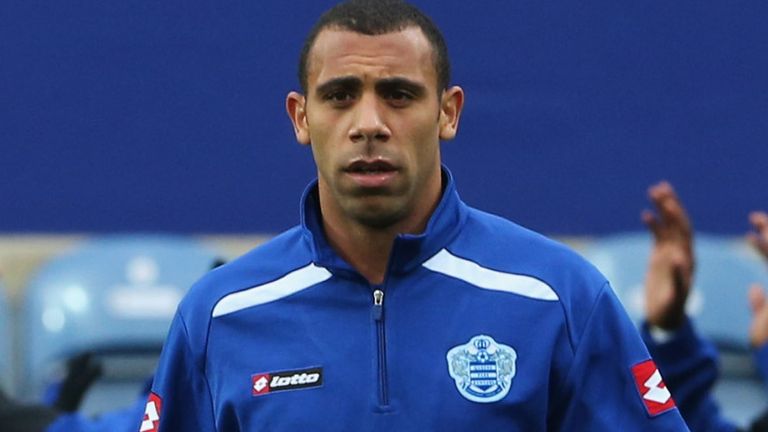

{"left": 205, "top": 273, "right": 569, "bottom": 431}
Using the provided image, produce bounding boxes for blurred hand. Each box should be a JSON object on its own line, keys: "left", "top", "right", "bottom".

{"left": 749, "top": 284, "right": 768, "bottom": 347}
{"left": 642, "top": 181, "right": 695, "bottom": 330}
{"left": 54, "top": 352, "right": 102, "bottom": 412}
{"left": 748, "top": 211, "right": 768, "bottom": 261}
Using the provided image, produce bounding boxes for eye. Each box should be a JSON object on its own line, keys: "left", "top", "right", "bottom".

{"left": 323, "top": 91, "right": 355, "bottom": 106}
{"left": 384, "top": 89, "right": 415, "bottom": 106}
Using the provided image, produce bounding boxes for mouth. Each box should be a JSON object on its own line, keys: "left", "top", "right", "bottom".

{"left": 344, "top": 159, "right": 398, "bottom": 175}
{"left": 343, "top": 159, "right": 399, "bottom": 188}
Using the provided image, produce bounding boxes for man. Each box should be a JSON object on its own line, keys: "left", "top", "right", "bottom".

{"left": 144, "top": 1, "right": 689, "bottom": 430}
{"left": 640, "top": 182, "right": 768, "bottom": 431}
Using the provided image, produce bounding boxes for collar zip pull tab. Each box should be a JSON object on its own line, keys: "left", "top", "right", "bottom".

{"left": 372, "top": 289, "right": 384, "bottom": 321}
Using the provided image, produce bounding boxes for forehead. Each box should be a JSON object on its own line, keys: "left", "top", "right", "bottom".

{"left": 306, "top": 27, "right": 437, "bottom": 90}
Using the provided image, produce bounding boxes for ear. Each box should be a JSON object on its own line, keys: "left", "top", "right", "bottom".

{"left": 286, "top": 91, "right": 311, "bottom": 145}
{"left": 438, "top": 86, "right": 464, "bottom": 141}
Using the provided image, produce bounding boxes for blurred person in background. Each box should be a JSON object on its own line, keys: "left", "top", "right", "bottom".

{"left": 640, "top": 181, "right": 768, "bottom": 431}
{"left": 0, "top": 353, "right": 144, "bottom": 432}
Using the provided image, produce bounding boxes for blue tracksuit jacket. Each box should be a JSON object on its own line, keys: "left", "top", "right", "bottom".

{"left": 145, "top": 169, "right": 689, "bottom": 431}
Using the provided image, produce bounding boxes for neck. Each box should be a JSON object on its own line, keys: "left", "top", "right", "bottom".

{"left": 319, "top": 174, "right": 443, "bottom": 285}
{"left": 322, "top": 219, "right": 397, "bottom": 285}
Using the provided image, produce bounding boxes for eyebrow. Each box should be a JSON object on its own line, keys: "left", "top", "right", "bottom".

{"left": 314, "top": 76, "right": 428, "bottom": 98}
{"left": 315, "top": 76, "right": 362, "bottom": 98}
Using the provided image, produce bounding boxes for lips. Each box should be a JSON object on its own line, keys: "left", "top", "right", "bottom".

{"left": 344, "top": 159, "right": 399, "bottom": 188}
{"left": 345, "top": 159, "right": 397, "bottom": 174}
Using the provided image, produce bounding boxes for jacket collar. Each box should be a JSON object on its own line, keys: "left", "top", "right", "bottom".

{"left": 300, "top": 166, "right": 468, "bottom": 278}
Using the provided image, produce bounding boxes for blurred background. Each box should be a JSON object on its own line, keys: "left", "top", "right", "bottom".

{"left": 1, "top": 0, "right": 767, "bottom": 426}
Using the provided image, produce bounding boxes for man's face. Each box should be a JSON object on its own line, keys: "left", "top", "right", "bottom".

{"left": 287, "top": 27, "right": 463, "bottom": 230}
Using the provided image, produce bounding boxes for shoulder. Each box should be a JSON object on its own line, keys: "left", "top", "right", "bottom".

{"left": 453, "top": 207, "right": 608, "bottom": 295}
{"left": 175, "top": 226, "right": 312, "bottom": 345}
{"left": 446, "top": 207, "right": 613, "bottom": 338}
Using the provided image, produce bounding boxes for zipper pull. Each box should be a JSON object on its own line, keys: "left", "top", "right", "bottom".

{"left": 372, "top": 289, "right": 384, "bottom": 321}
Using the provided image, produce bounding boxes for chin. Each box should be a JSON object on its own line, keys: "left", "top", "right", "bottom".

{"left": 349, "top": 203, "right": 409, "bottom": 230}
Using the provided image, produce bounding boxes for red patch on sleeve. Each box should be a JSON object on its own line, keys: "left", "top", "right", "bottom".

{"left": 140, "top": 392, "right": 162, "bottom": 432}
{"left": 631, "top": 359, "right": 676, "bottom": 416}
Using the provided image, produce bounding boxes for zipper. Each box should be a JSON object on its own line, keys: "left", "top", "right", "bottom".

{"left": 371, "top": 288, "right": 389, "bottom": 406}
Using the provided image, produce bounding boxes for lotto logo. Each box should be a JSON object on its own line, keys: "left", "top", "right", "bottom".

{"left": 631, "top": 359, "right": 676, "bottom": 416}
{"left": 251, "top": 367, "right": 323, "bottom": 397}
{"left": 140, "top": 392, "right": 162, "bottom": 432}
{"left": 252, "top": 373, "right": 271, "bottom": 395}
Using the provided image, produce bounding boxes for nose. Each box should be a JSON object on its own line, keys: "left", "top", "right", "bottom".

{"left": 348, "top": 94, "right": 391, "bottom": 143}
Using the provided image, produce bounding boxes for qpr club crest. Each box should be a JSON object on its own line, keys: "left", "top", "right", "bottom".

{"left": 446, "top": 335, "right": 517, "bottom": 403}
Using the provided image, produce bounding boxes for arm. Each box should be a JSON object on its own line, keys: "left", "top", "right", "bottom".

{"left": 141, "top": 312, "right": 216, "bottom": 432}
{"left": 45, "top": 389, "right": 150, "bottom": 432}
{"left": 46, "top": 377, "right": 151, "bottom": 432}
{"left": 641, "top": 181, "right": 694, "bottom": 331}
{"left": 553, "top": 284, "right": 690, "bottom": 431}
{"left": 0, "top": 390, "right": 59, "bottom": 432}
{"left": 0, "top": 352, "right": 102, "bottom": 432}
{"left": 748, "top": 212, "right": 768, "bottom": 386}
{"left": 745, "top": 213, "right": 768, "bottom": 432}
{"left": 640, "top": 181, "right": 738, "bottom": 431}
{"left": 641, "top": 318, "right": 738, "bottom": 432}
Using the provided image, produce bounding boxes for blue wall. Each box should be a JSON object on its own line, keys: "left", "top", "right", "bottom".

{"left": 2, "top": 1, "right": 766, "bottom": 234}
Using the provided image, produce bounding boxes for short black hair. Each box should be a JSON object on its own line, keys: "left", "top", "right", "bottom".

{"left": 298, "top": 0, "right": 450, "bottom": 93}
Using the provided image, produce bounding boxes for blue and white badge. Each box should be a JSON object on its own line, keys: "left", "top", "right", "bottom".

{"left": 446, "top": 334, "right": 517, "bottom": 403}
